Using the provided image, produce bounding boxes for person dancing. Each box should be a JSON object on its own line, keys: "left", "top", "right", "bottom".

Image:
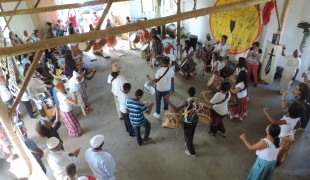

{"left": 229, "top": 71, "right": 248, "bottom": 121}
{"left": 240, "top": 124, "right": 281, "bottom": 180}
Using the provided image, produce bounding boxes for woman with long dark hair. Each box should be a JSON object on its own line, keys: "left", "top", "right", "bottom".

{"left": 230, "top": 70, "right": 248, "bottom": 121}
{"left": 181, "top": 40, "right": 194, "bottom": 60}
{"left": 240, "top": 124, "right": 281, "bottom": 180}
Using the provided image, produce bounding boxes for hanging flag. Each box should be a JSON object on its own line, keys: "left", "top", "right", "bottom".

{"left": 262, "top": 0, "right": 275, "bottom": 25}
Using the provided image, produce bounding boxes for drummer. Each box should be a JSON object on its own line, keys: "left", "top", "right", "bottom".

{"left": 215, "top": 35, "right": 229, "bottom": 60}
{"left": 203, "top": 33, "right": 216, "bottom": 59}
{"left": 125, "top": 16, "right": 137, "bottom": 50}
{"left": 150, "top": 36, "right": 164, "bottom": 70}
{"left": 181, "top": 40, "right": 195, "bottom": 60}
{"left": 207, "top": 52, "right": 221, "bottom": 75}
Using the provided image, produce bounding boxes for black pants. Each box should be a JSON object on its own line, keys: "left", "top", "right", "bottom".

{"left": 121, "top": 113, "right": 134, "bottom": 136}
{"left": 210, "top": 109, "right": 226, "bottom": 134}
{"left": 22, "top": 100, "right": 34, "bottom": 118}
{"left": 184, "top": 121, "right": 198, "bottom": 155}
{"left": 133, "top": 119, "right": 151, "bottom": 146}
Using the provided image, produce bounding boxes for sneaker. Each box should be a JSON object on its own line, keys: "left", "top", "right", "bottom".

{"left": 185, "top": 150, "right": 196, "bottom": 157}
{"left": 221, "top": 133, "right": 226, "bottom": 138}
{"left": 208, "top": 132, "right": 216, "bottom": 137}
{"left": 239, "top": 117, "right": 243, "bottom": 121}
{"left": 153, "top": 112, "right": 161, "bottom": 119}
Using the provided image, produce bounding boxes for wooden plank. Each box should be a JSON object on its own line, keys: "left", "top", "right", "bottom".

{"left": 0, "top": 0, "right": 25, "bottom": 3}
{"left": 0, "top": 0, "right": 270, "bottom": 57}
{"left": 0, "top": 0, "right": 128, "bottom": 17}
{"left": 2, "top": 0, "right": 22, "bottom": 32}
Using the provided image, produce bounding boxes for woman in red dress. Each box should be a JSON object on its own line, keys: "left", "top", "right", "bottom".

{"left": 89, "top": 24, "right": 104, "bottom": 56}
{"left": 105, "top": 19, "right": 117, "bottom": 50}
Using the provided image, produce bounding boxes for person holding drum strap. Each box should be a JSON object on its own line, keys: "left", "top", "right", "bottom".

{"left": 246, "top": 42, "right": 262, "bottom": 87}
{"left": 165, "top": 87, "right": 199, "bottom": 157}
{"left": 201, "top": 82, "right": 231, "bottom": 137}
{"left": 229, "top": 70, "right": 248, "bottom": 121}
{"left": 147, "top": 57, "right": 174, "bottom": 119}
{"left": 106, "top": 19, "right": 117, "bottom": 51}
{"left": 125, "top": 16, "right": 137, "bottom": 50}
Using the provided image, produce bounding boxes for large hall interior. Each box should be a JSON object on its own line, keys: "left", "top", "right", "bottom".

{"left": 0, "top": 0, "right": 310, "bottom": 179}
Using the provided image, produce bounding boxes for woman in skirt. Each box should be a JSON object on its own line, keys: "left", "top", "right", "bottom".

{"left": 56, "top": 82, "right": 82, "bottom": 137}
{"left": 229, "top": 70, "right": 248, "bottom": 121}
{"left": 105, "top": 19, "right": 117, "bottom": 51}
{"left": 240, "top": 124, "right": 280, "bottom": 180}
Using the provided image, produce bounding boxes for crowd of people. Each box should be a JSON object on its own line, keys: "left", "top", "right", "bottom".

{"left": 0, "top": 11, "right": 310, "bottom": 180}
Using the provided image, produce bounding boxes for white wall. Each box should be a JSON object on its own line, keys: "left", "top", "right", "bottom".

{"left": 1, "top": 1, "right": 35, "bottom": 38}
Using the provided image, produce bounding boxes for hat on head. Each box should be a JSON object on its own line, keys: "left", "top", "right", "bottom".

{"left": 111, "top": 63, "right": 122, "bottom": 72}
{"left": 90, "top": 135, "right": 104, "bottom": 148}
{"left": 296, "top": 49, "right": 301, "bottom": 56}
{"left": 47, "top": 137, "right": 60, "bottom": 149}
{"left": 206, "top": 33, "right": 211, "bottom": 36}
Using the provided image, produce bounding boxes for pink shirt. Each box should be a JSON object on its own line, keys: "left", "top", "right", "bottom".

{"left": 69, "top": 16, "right": 79, "bottom": 28}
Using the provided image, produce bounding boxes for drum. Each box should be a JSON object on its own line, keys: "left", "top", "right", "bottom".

{"left": 78, "top": 42, "right": 88, "bottom": 51}
{"left": 162, "top": 112, "right": 183, "bottom": 129}
{"left": 197, "top": 102, "right": 212, "bottom": 125}
{"left": 219, "top": 60, "right": 236, "bottom": 78}
{"left": 180, "top": 58, "right": 197, "bottom": 73}
{"left": 141, "top": 43, "right": 150, "bottom": 51}
{"left": 130, "top": 33, "right": 140, "bottom": 43}
{"left": 226, "top": 70, "right": 237, "bottom": 86}
{"left": 166, "top": 23, "right": 176, "bottom": 38}
{"left": 207, "top": 74, "right": 224, "bottom": 92}
{"left": 144, "top": 82, "right": 156, "bottom": 95}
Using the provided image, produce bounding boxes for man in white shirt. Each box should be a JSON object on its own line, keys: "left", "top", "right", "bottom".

{"left": 85, "top": 135, "right": 116, "bottom": 180}
{"left": 23, "top": 30, "right": 34, "bottom": 43}
{"left": 146, "top": 57, "right": 175, "bottom": 119}
{"left": 21, "top": 53, "right": 32, "bottom": 68}
{"left": 46, "top": 137, "right": 80, "bottom": 180}
{"left": 0, "top": 77, "right": 13, "bottom": 108}
{"left": 279, "top": 48, "right": 301, "bottom": 94}
{"left": 215, "top": 35, "right": 229, "bottom": 60}
{"left": 164, "top": 44, "right": 176, "bottom": 92}
{"left": 203, "top": 33, "right": 216, "bottom": 52}
{"left": 118, "top": 83, "right": 135, "bottom": 136}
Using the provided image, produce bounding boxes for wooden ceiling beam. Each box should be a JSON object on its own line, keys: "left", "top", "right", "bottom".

{"left": 0, "top": 0, "right": 270, "bottom": 57}
{"left": 0, "top": 0, "right": 128, "bottom": 17}
{"left": 33, "top": 0, "right": 41, "bottom": 8}
{"left": 0, "top": 0, "right": 25, "bottom": 3}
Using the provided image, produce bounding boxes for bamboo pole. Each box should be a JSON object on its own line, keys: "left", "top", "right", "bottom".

{"left": 0, "top": 0, "right": 127, "bottom": 17}
{"left": 8, "top": 49, "right": 44, "bottom": 116}
{"left": 278, "top": 0, "right": 291, "bottom": 40}
{"left": 176, "top": 0, "right": 181, "bottom": 56}
{"left": 274, "top": 0, "right": 281, "bottom": 32}
{"left": 84, "top": 0, "right": 114, "bottom": 51}
{"left": 2, "top": 0, "right": 22, "bottom": 32}
{"left": 0, "top": 103, "right": 32, "bottom": 176}
{"left": 0, "top": 0, "right": 270, "bottom": 57}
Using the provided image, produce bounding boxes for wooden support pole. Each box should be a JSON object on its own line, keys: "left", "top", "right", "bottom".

{"left": 0, "top": 0, "right": 127, "bottom": 17}
{"left": 0, "top": 4, "right": 11, "bottom": 32}
{"left": 0, "top": 103, "right": 32, "bottom": 176}
{"left": 279, "top": 0, "right": 291, "bottom": 40}
{"left": 34, "top": 0, "right": 41, "bottom": 8}
{"left": 176, "top": 0, "right": 181, "bottom": 52}
{"left": 2, "top": 0, "right": 22, "bottom": 32}
{"left": 8, "top": 49, "right": 44, "bottom": 116}
{"left": 85, "top": 0, "right": 114, "bottom": 51}
{"left": 274, "top": 0, "right": 281, "bottom": 32}
{"left": 0, "top": 0, "right": 270, "bottom": 57}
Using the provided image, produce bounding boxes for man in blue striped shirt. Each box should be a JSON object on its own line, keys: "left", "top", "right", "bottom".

{"left": 126, "top": 89, "right": 152, "bottom": 145}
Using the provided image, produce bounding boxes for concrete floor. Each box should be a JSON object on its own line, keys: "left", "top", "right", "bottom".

{"left": 6, "top": 40, "right": 310, "bottom": 180}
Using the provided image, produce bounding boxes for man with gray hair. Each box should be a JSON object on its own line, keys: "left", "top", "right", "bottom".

{"left": 85, "top": 135, "right": 116, "bottom": 180}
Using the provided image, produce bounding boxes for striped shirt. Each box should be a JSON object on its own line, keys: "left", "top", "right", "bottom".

{"left": 126, "top": 99, "right": 148, "bottom": 126}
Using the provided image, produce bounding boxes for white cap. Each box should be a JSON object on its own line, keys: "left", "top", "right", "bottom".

{"left": 90, "top": 135, "right": 104, "bottom": 148}
{"left": 46, "top": 137, "right": 60, "bottom": 149}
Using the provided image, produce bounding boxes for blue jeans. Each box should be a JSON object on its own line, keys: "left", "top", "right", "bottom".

{"left": 22, "top": 100, "right": 34, "bottom": 118}
{"left": 133, "top": 119, "right": 151, "bottom": 145}
{"left": 155, "top": 90, "right": 169, "bottom": 114}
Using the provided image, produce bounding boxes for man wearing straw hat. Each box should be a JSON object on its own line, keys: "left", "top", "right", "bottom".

{"left": 279, "top": 48, "right": 301, "bottom": 94}
{"left": 46, "top": 137, "right": 81, "bottom": 180}
{"left": 107, "top": 63, "right": 128, "bottom": 120}
{"left": 85, "top": 135, "right": 116, "bottom": 180}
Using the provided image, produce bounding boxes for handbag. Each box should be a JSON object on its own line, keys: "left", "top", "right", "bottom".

{"left": 144, "top": 67, "right": 170, "bottom": 95}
